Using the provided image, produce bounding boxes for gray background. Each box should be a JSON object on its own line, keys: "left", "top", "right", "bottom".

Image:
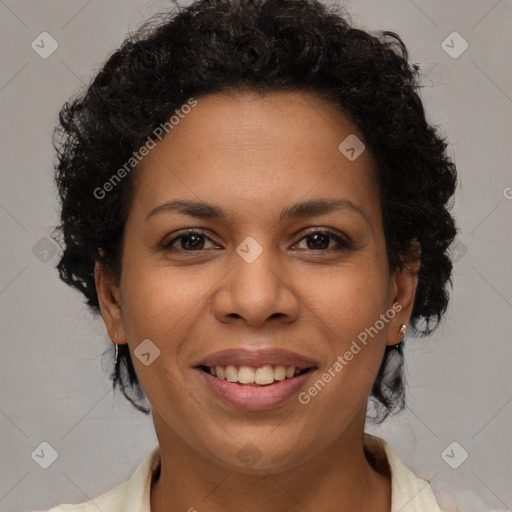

{"left": 0, "top": 0, "right": 511, "bottom": 511}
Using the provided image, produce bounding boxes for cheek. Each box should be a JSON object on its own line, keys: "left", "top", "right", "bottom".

{"left": 119, "top": 263, "right": 208, "bottom": 410}
{"left": 121, "top": 260, "right": 207, "bottom": 337}
{"left": 119, "top": 259, "right": 222, "bottom": 398}
{"left": 307, "top": 265, "right": 391, "bottom": 392}
{"left": 313, "top": 264, "right": 391, "bottom": 338}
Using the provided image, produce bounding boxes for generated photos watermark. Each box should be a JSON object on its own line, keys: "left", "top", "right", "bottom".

{"left": 298, "top": 302, "right": 403, "bottom": 405}
{"left": 93, "top": 97, "right": 198, "bottom": 200}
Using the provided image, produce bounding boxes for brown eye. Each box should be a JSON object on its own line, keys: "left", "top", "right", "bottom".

{"left": 162, "top": 229, "right": 217, "bottom": 252}
{"left": 161, "top": 228, "right": 351, "bottom": 254}
{"left": 294, "top": 229, "right": 351, "bottom": 252}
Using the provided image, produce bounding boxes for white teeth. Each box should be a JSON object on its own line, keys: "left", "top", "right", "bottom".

{"left": 225, "top": 365, "right": 238, "bottom": 383}
{"left": 274, "top": 365, "right": 287, "bottom": 380}
{"left": 206, "top": 364, "right": 307, "bottom": 385}
{"left": 215, "top": 365, "right": 225, "bottom": 380}
{"left": 238, "top": 366, "right": 256, "bottom": 384}
{"left": 255, "top": 366, "right": 275, "bottom": 385}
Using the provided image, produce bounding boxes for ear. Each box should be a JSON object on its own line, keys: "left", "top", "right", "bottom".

{"left": 94, "top": 259, "right": 127, "bottom": 345}
{"left": 385, "top": 240, "right": 421, "bottom": 347}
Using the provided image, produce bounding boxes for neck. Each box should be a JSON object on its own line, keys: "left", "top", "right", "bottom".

{"left": 150, "top": 411, "right": 391, "bottom": 512}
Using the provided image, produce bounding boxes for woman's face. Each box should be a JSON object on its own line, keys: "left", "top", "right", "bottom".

{"left": 96, "top": 90, "right": 418, "bottom": 473}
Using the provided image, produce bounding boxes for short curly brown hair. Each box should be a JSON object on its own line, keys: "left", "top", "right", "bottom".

{"left": 52, "top": 0, "right": 458, "bottom": 421}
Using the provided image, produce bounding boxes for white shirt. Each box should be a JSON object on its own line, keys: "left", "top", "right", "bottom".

{"left": 34, "top": 433, "right": 442, "bottom": 512}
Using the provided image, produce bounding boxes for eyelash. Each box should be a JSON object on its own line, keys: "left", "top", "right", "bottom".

{"left": 161, "top": 228, "right": 352, "bottom": 254}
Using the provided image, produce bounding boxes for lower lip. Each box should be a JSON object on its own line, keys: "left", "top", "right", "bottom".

{"left": 196, "top": 368, "right": 315, "bottom": 410}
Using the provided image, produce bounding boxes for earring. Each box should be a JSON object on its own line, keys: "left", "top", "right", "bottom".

{"left": 113, "top": 330, "right": 119, "bottom": 366}
{"left": 394, "top": 324, "right": 407, "bottom": 352}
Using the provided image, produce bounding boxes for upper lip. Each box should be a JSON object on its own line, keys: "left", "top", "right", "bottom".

{"left": 194, "top": 348, "right": 319, "bottom": 369}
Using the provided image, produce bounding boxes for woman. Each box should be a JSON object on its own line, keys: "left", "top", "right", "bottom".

{"left": 45, "top": 0, "right": 459, "bottom": 510}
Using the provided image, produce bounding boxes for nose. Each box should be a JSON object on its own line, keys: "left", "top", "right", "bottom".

{"left": 212, "top": 240, "right": 300, "bottom": 327}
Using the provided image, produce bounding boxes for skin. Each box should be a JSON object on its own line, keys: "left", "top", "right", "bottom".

{"left": 95, "top": 90, "right": 420, "bottom": 512}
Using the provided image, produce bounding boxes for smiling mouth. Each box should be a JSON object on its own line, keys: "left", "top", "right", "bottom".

{"left": 197, "top": 364, "right": 315, "bottom": 386}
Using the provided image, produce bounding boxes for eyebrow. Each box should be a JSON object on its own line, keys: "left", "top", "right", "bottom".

{"left": 145, "top": 198, "right": 370, "bottom": 225}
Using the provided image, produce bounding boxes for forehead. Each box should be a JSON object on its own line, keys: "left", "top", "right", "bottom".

{"left": 131, "top": 90, "right": 380, "bottom": 226}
